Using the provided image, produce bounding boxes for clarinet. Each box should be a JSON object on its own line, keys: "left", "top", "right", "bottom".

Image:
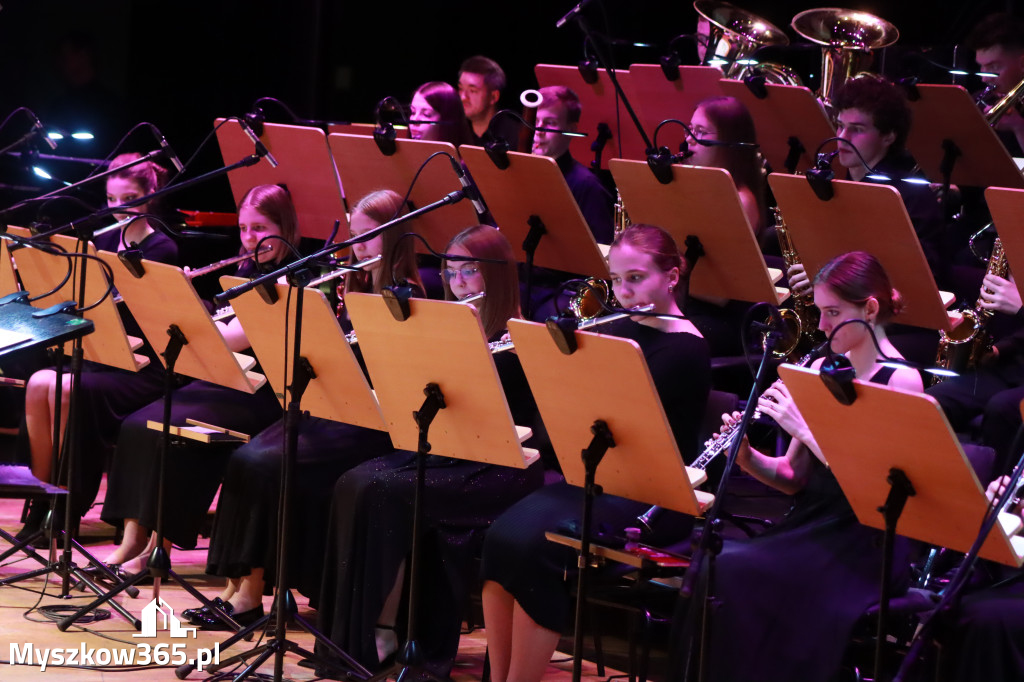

{"left": 636, "top": 342, "right": 828, "bottom": 533}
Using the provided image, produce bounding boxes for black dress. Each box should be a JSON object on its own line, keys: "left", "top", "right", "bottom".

{"left": 100, "top": 259, "right": 289, "bottom": 548}
{"left": 701, "top": 366, "right": 916, "bottom": 682}
{"left": 315, "top": 340, "right": 555, "bottom": 673}
{"left": 479, "top": 321, "right": 711, "bottom": 635}
{"left": 23, "top": 229, "right": 178, "bottom": 517}
{"left": 944, "top": 568, "right": 1024, "bottom": 682}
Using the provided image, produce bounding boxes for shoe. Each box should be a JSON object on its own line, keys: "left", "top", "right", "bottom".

{"left": 183, "top": 597, "right": 227, "bottom": 625}
{"left": 81, "top": 563, "right": 153, "bottom": 588}
{"left": 14, "top": 498, "right": 49, "bottom": 547}
{"left": 194, "top": 602, "right": 264, "bottom": 631}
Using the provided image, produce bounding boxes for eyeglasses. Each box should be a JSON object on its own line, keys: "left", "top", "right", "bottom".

{"left": 442, "top": 265, "right": 481, "bottom": 281}
{"left": 689, "top": 125, "right": 714, "bottom": 140}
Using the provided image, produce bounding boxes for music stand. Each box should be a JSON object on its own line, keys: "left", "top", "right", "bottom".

{"left": 610, "top": 159, "right": 788, "bottom": 304}
{"left": 769, "top": 173, "right": 959, "bottom": 331}
{"left": 215, "top": 119, "right": 348, "bottom": 241}
{"left": 779, "top": 364, "right": 1024, "bottom": 681}
{"left": 982, "top": 187, "right": 1024, "bottom": 301}
{"left": 345, "top": 292, "right": 539, "bottom": 681}
{"left": 174, "top": 278, "right": 386, "bottom": 681}
{"left": 460, "top": 145, "right": 611, "bottom": 316}
{"left": 624, "top": 65, "right": 725, "bottom": 156}
{"left": 327, "top": 122, "right": 410, "bottom": 139}
{"left": 328, "top": 134, "right": 479, "bottom": 252}
{"left": 56, "top": 253, "right": 266, "bottom": 632}
{"left": 0, "top": 237, "right": 16, "bottom": 295}
{"left": 904, "top": 84, "right": 1024, "bottom": 190}
{"left": 718, "top": 79, "right": 835, "bottom": 174}
{"left": 506, "top": 317, "right": 712, "bottom": 682}
{"left": 535, "top": 64, "right": 647, "bottom": 168}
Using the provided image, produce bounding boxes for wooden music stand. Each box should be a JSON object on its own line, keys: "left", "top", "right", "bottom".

{"left": 0, "top": 237, "right": 16, "bottom": 295}
{"left": 220, "top": 276, "right": 387, "bottom": 430}
{"left": 508, "top": 316, "right": 711, "bottom": 681}
{"left": 460, "top": 146, "right": 611, "bottom": 277}
{"left": 610, "top": 159, "right": 787, "bottom": 304}
{"left": 96, "top": 254, "right": 264, "bottom": 393}
{"left": 904, "top": 84, "right": 1024, "bottom": 190}
{"left": 718, "top": 79, "right": 835, "bottom": 174}
{"left": 981, "top": 187, "right": 1024, "bottom": 301}
{"left": 769, "top": 173, "right": 958, "bottom": 331}
{"left": 624, "top": 65, "right": 725, "bottom": 156}
{"left": 535, "top": 64, "right": 648, "bottom": 168}
{"left": 328, "top": 133, "right": 479, "bottom": 253}
{"left": 215, "top": 119, "right": 347, "bottom": 241}
{"left": 780, "top": 363, "right": 1023, "bottom": 566}
{"left": 345, "top": 292, "right": 536, "bottom": 681}
{"left": 344, "top": 292, "right": 538, "bottom": 467}
{"left": 507, "top": 318, "right": 711, "bottom": 515}
{"left": 9, "top": 227, "right": 150, "bottom": 372}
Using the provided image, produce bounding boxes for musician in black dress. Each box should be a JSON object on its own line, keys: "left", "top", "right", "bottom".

{"left": 17, "top": 153, "right": 177, "bottom": 540}
{"left": 184, "top": 189, "right": 423, "bottom": 629}
{"left": 315, "top": 224, "right": 550, "bottom": 676}
{"left": 95, "top": 184, "right": 299, "bottom": 578}
{"left": 480, "top": 224, "right": 710, "bottom": 682}
{"left": 940, "top": 474, "right": 1024, "bottom": 682}
{"left": 697, "top": 251, "right": 922, "bottom": 682}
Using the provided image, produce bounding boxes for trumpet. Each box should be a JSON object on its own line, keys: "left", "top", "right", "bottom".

{"left": 185, "top": 247, "right": 273, "bottom": 279}
{"left": 985, "top": 77, "right": 1024, "bottom": 127}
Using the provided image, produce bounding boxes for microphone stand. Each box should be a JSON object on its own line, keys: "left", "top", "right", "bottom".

{"left": 186, "top": 189, "right": 468, "bottom": 682}
{"left": 676, "top": 320, "right": 783, "bottom": 682}
{"left": 557, "top": 5, "right": 654, "bottom": 153}
{"left": 893, "top": 433, "right": 1024, "bottom": 682}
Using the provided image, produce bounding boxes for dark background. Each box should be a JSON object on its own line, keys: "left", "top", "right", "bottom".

{"left": 0, "top": 0, "right": 1015, "bottom": 214}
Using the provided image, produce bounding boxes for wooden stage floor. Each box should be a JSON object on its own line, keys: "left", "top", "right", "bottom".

{"left": 0, "top": 483, "right": 623, "bottom": 681}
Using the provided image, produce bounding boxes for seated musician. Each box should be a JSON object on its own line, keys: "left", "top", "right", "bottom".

{"left": 479, "top": 224, "right": 710, "bottom": 682}
{"left": 788, "top": 76, "right": 948, "bottom": 293}
{"left": 94, "top": 184, "right": 300, "bottom": 581}
{"left": 967, "top": 12, "right": 1024, "bottom": 155}
{"left": 940, "top": 474, "right": 1024, "bottom": 682}
{"left": 17, "top": 153, "right": 178, "bottom": 542}
{"left": 178, "top": 190, "right": 423, "bottom": 630}
{"left": 530, "top": 85, "right": 614, "bottom": 245}
{"left": 314, "top": 224, "right": 552, "bottom": 678}
{"left": 689, "top": 251, "right": 922, "bottom": 682}
{"left": 457, "top": 54, "right": 518, "bottom": 145}
{"left": 928, "top": 268, "right": 1024, "bottom": 477}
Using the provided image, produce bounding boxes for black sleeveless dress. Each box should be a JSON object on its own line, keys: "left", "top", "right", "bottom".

{"left": 701, "top": 365, "right": 916, "bottom": 682}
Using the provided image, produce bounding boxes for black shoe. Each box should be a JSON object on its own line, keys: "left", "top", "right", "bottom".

{"left": 183, "top": 597, "right": 227, "bottom": 625}
{"left": 194, "top": 602, "right": 264, "bottom": 631}
{"left": 14, "top": 498, "right": 50, "bottom": 547}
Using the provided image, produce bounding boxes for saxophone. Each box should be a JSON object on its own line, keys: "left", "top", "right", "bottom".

{"left": 935, "top": 238, "right": 1009, "bottom": 380}
{"left": 770, "top": 207, "right": 824, "bottom": 359}
{"left": 613, "top": 189, "right": 631, "bottom": 238}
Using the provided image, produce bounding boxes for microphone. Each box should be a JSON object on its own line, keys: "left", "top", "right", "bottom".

{"left": 239, "top": 118, "right": 279, "bottom": 168}
{"left": 150, "top": 126, "right": 184, "bottom": 173}
{"left": 555, "top": 0, "right": 594, "bottom": 28}
{"left": 806, "top": 149, "right": 839, "bottom": 201}
{"left": 449, "top": 156, "right": 489, "bottom": 217}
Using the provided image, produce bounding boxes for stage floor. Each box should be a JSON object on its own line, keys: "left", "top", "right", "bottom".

{"left": 0, "top": 481, "right": 619, "bottom": 681}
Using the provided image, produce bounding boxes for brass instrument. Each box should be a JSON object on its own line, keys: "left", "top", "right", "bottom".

{"left": 985, "top": 77, "right": 1024, "bottom": 127}
{"left": 569, "top": 278, "right": 619, "bottom": 322}
{"left": 791, "top": 8, "right": 899, "bottom": 109}
{"left": 770, "top": 207, "right": 823, "bottom": 359}
{"left": 694, "top": 1, "right": 802, "bottom": 86}
{"left": 185, "top": 247, "right": 273, "bottom": 280}
{"left": 935, "top": 238, "right": 1009, "bottom": 380}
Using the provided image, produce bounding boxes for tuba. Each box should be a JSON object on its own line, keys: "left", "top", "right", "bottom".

{"left": 791, "top": 8, "right": 899, "bottom": 109}
{"left": 694, "top": 1, "right": 803, "bottom": 86}
{"left": 935, "top": 238, "right": 1009, "bottom": 381}
{"left": 768, "top": 207, "right": 824, "bottom": 359}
